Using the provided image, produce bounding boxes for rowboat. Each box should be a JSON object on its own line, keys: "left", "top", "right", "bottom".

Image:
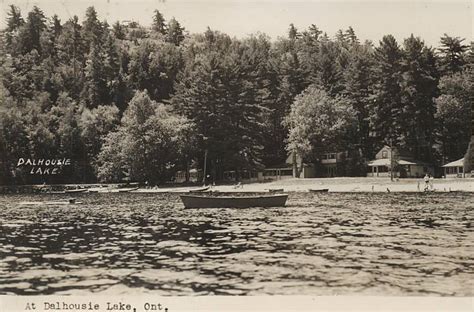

{"left": 65, "top": 189, "right": 88, "bottom": 194}
{"left": 118, "top": 182, "right": 139, "bottom": 187}
{"left": 180, "top": 194, "right": 288, "bottom": 208}
{"left": 19, "top": 198, "right": 81, "bottom": 205}
{"left": 188, "top": 186, "right": 210, "bottom": 193}
{"left": 308, "top": 188, "right": 329, "bottom": 193}
{"left": 268, "top": 188, "right": 284, "bottom": 193}
{"left": 118, "top": 187, "right": 139, "bottom": 193}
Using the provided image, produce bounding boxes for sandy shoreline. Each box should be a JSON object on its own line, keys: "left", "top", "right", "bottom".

{"left": 1, "top": 177, "right": 472, "bottom": 194}
{"left": 133, "top": 177, "right": 474, "bottom": 193}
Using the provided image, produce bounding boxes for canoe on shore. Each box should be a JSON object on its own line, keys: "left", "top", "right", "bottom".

{"left": 180, "top": 194, "right": 288, "bottom": 209}
{"left": 268, "top": 188, "right": 284, "bottom": 193}
{"left": 308, "top": 188, "right": 329, "bottom": 193}
{"left": 188, "top": 186, "right": 211, "bottom": 193}
{"left": 65, "top": 189, "right": 88, "bottom": 194}
{"left": 118, "top": 187, "right": 139, "bottom": 193}
{"left": 20, "top": 198, "right": 81, "bottom": 205}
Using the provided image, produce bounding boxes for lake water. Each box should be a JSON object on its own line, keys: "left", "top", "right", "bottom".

{"left": 0, "top": 192, "right": 472, "bottom": 296}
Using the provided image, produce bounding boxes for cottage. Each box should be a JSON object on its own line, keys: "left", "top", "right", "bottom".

{"left": 319, "top": 152, "right": 349, "bottom": 177}
{"left": 367, "top": 146, "right": 431, "bottom": 178}
{"left": 262, "top": 165, "right": 294, "bottom": 181}
{"left": 284, "top": 151, "right": 353, "bottom": 178}
{"left": 442, "top": 158, "right": 464, "bottom": 178}
{"left": 174, "top": 168, "right": 203, "bottom": 183}
{"left": 285, "top": 152, "right": 316, "bottom": 178}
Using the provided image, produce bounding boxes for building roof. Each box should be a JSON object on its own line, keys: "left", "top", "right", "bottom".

{"left": 368, "top": 158, "right": 417, "bottom": 167}
{"left": 442, "top": 158, "right": 464, "bottom": 168}
{"left": 265, "top": 163, "right": 292, "bottom": 170}
{"left": 376, "top": 145, "right": 414, "bottom": 160}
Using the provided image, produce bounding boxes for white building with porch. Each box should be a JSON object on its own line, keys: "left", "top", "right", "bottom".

{"left": 367, "top": 146, "right": 431, "bottom": 178}
{"left": 442, "top": 158, "right": 464, "bottom": 178}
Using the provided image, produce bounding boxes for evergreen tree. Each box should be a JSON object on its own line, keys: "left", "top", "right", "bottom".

{"left": 288, "top": 23, "right": 299, "bottom": 40}
{"left": 435, "top": 69, "right": 473, "bottom": 163}
{"left": 57, "top": 16, "right": 85, "bottom": 99}
{"left": 335, "top": 29, "right": 347, "bottom": 46}
{"left": 4, "top": 5, "right": 25, "bottom": 51}
{"left": 464, "top": 46, "right": 474, "bottom": 173}
{"left": 314, "top": 38, "right": 343, "bottom": 95}
{"left": 400, "top": 35, "right": 439, "bottom": 162}
{"left": 6, "top": 5, "right": 24, "bottom": 31}
{"left": 166, "top": 18, "right": 185, "bottom": 45}
{"left": 152, "top": 10, "right": 167, "bottom": 35}
{"left": 345, "top": 26, "right": 359, "bottom": 45}
{"left": 128, "top": 40, "right": 183, "bottom": 102}
{"left": 307, "top": 24, "right": 322, "bottom": 41}
{"left": 172, "top": 32, "right": 266, "bottom": 178}
{"left": 82, "top": 6, "right": 104, "bottom": 48}
{"left": 50, "top": 93, "right": 83, "bottom": 158}
{"left": 51, "top": 14, "right": 62, "bottom": 37}
{"left": 17, "top": 6, "right": 47, "bottom": 54}
{"left": 40, "top": 15, "right": 62, "bottom": 61}
{"left": 103, "top": 33, "right": 129, "bottom": 108}
{"left": 112, "top": 21, "right": 126, "bottom": 40}
{"left": 241, "top": 35, "right": 281, "bottom": 167}
{"left": 268, "top": 36, "right": 306, "bottom": 165}
{"left": 438, "top": 34, "right": 469, "bottom": 74}
{"left": 81, "top": 42, "right": 108, "bottom": 108}
{"left": 466, "top": 42, "right": 474, "bottom": 65}
{"left": 343, "top": 43, "right": 375, "bottom": 161}
{"left": 372, "top": 35, "right": 403, "bottom": 148}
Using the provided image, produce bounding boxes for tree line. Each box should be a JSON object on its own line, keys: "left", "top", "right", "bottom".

{"left": 0, "top": 6, "right": 472, "bottom": 185}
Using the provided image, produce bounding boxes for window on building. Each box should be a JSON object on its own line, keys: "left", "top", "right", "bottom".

{"left": 382, "top": 151, "right": 388, "bottom": 158}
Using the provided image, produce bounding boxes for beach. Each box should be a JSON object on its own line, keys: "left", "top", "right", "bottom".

{"left": 134, "top": 177, "right": 474, "bottom": 193}
{"left": 2, "top": 177, "right": 472, "bottom": 194}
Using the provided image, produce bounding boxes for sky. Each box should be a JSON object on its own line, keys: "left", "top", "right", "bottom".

{"left": 0, "top": 0, "right": 472, "bottom": 47}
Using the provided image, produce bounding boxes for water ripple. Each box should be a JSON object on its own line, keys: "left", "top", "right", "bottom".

{"left": 0, "top": 192, "right": 472, "bottom": 295}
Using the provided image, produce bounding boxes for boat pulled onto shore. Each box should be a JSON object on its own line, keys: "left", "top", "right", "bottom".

{"left": 180, "top": 193, "right": 288, "bottom": 209}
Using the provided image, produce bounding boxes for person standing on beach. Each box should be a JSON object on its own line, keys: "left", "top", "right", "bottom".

{"left": 423, "top": 174, "right": 430, "bottom": 191}
{"left": 429, "top": 174, "right": 434, "bottom": 190}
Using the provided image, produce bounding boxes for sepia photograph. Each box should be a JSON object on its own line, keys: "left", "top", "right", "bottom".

{"left": 0, "top": 0, "right": 472, "bottom": 310}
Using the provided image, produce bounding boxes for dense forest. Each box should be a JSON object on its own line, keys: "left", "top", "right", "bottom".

{"left": 0, "top": 6, "right": 472, "bottom": 185}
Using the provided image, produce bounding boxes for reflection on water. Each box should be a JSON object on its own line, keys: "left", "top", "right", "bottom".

{"left": 0, "top": 192, "right": 472, "bottom": 296}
